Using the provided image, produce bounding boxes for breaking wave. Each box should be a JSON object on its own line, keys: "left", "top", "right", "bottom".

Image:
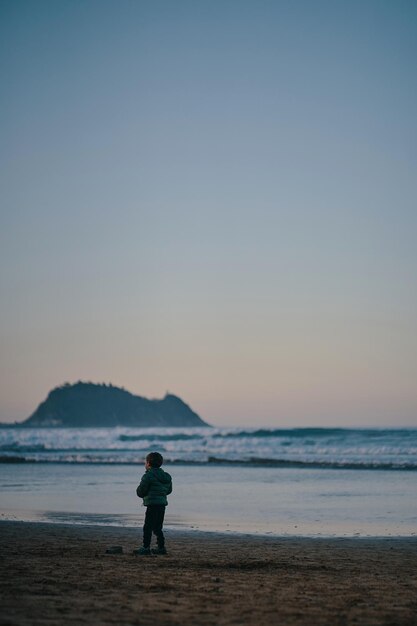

{"left": 0, "top": 454, "right": 416, "bottom": 470}
{"left": 0, "top": 427, "right": 416, "bottom": 470}
{"left": 119, "top": 433, "right": 205, "bottom": 442}
{"left": 212, "top": 428, "right": 416, "bottom": 439}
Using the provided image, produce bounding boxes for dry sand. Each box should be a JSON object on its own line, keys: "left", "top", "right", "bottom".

{"left": 1, "top": 521, "right": 416, "bottom": 625}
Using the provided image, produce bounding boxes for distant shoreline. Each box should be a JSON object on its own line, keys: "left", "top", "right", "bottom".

{"left": 0, "top": 421, "right": 214, "bottom": 429}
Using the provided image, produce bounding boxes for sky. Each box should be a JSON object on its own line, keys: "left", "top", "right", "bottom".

{"left": 1, "top": 0, "right": 416, "bottom": 427}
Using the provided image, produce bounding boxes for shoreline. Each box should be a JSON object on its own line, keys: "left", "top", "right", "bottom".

{"left": 1, "top": 514, "right": 417, "bottom": 540}
{"left": 2, "top": 510, "right": 416, "bottom": 539}
{"left": 1, "top": 521, "right": 416, "bottom": 625}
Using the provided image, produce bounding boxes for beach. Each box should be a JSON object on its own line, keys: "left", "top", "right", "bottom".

{"left": 1, "top": 522, "right": 416, "bottom": 626}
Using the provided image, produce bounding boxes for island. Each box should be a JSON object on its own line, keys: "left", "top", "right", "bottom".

{"left": 19, "top": 382, "right": 210, "bottom": 428}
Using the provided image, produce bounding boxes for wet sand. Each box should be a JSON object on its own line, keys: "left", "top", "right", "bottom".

{"left": 1, "top": 521, "right": 416, "bottom": 625}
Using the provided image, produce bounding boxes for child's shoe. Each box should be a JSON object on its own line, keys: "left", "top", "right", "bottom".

{"left": 151, "top": 546, "right": 167, "bottom": 555}
{"left": 133, "top": 546, "right": 151, "bottom": 555}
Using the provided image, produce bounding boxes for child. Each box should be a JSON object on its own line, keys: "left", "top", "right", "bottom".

{"left": 135, "top": 451, "right": 172, "bottom": 555}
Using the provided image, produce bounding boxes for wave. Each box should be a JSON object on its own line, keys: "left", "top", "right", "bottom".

{"left": 212, "top": 428, "right": 417, "bottom": 439}
{"left": 118, "top": 433, "right": 205, "bottom": 442}
{"left": 212, "top": 428, "right": 346, "bottom": 438}
{"left": 206, "top": 456, "right": 417, "bottom": 470}
{"left": 1, "top": 454, "right": 416, "bottom": 470}
{"left": 0, "top": 446, "right": 152, "bottom": 454}
{"left": 0, "top": 443, "right": 46, "bottom": 453}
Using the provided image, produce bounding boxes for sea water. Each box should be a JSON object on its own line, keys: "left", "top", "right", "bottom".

{"left": 1, "top": 427, "right": 416, "bottom": 536}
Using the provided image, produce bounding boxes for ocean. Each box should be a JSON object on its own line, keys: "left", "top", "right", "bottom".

{"left": 1, "top": 427, "right": 416, "bottom": 537}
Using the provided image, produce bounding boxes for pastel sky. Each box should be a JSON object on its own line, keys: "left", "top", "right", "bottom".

{"left": 1, "top": 0, "right": 416, "bottom": 426}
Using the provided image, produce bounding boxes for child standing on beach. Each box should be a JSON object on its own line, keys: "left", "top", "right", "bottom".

{"left": 135, "top": 452, "right": 172, "bottom": 555}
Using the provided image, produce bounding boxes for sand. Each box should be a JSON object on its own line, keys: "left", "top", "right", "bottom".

{"left": 1, "top": 522, "right": 416, "bottom": 626}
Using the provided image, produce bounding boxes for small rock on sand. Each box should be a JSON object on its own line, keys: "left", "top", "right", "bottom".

{"left": 105, "top": 546, "right": 123, "bottom": 554}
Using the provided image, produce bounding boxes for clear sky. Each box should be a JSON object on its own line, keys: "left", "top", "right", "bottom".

{"left": 1, "top": 0, "right": 416, "bottom": 427}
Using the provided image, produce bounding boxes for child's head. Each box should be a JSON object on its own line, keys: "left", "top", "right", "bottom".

{"left": 146, "top": 451, "right": 163, "bottom": 468}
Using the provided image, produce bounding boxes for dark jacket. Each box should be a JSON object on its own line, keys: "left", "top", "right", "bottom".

{"left": 136, "top": 467, "right": 173, "bottom": 506}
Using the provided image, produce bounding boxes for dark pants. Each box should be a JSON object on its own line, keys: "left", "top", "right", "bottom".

{"left": 143, "top": 505, "right": 166, "bottom": 548}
